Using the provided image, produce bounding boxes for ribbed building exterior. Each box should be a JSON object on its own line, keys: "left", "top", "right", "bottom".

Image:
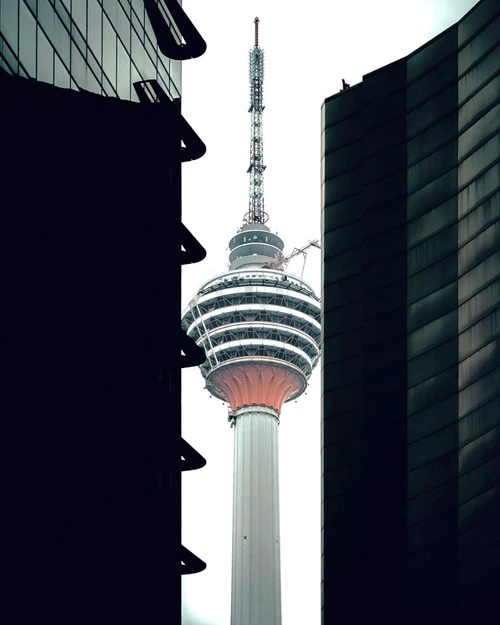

{"left": 321, "top": 0, "right": 500, "bottom": 623}
{"left": 1, "top": 3, "right": 207, "bottom": 624}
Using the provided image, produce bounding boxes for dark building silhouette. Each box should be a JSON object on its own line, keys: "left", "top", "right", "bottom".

{"left": 321, "top": 1, "right": 500, "bottom": 623}
{"left": 1, "top": 2, "right": 207, "bottom": 624}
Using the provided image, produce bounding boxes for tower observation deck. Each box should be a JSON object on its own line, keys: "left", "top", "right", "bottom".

{"left": 181, "top": 18, "right": 320, "bottom": 625}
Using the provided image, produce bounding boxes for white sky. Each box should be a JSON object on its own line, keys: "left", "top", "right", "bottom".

{"left": 180, "top": 2, "right": 478, "bottom": 624}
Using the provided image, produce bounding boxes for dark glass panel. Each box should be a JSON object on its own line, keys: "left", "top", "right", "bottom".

{"left": 460, "top": 14, "right": 500, "bottom": 74}
{"left": 363, "top": 279, "right": 406, "bottom": 319}
{"left": 407, "top": 57, "right": 457, "bottom": 108}
{"left": 408, "top": 395, "right": 458, "bottom": 444}
{"left": 360, "top": 250, "right": 406, "bottom": 291}
{"left": 458, "top": 249, "right": 500, "bottom": 304}
{"left": 322, "top": 301, "right": 360, "bottom": 336}
{"left": 408, "top": 196, "right": 457, "bottom": 248}
{"left": 323, "top": 196, "right": 361, "bottom": 230}
{"left": 458, "top": 44, "right": 500, "bottom": 103}
{"left": 408, "top": 141, "right": 457, "bottom": 194}
{"left": 458, "top": 512, "right": 500, "bottom": 561}
{"left": 408, "top": 451, "right": 458, "bottom": 497}
{"left": 322, "top": 410, "right": 361, "bottom": 447}
{"left": 407, "top": 27, "right": 457, "bottom": 82}
{"left": 459, "top": 277, "right": 500, "bottom": 332}
{"left": 324, "top": 143, "right": 359, "bottom": 176}
{"left": 323, "top": 332, "right": 361, "bottom": 366}
{"left": 408, "top": 423, "right": 457, "bottom": 471}
{"left": 323, "top": 384, "right": 361, "bottom": 416}
{"left": 459, "top": 218, "right": 500, "bottom": 275}
{"left": 459, "top": 73, "right": 500, "bottom": 130}
{"left": 408, "top": 112, "right": 457, "bottom": 166}
{"left": 323, "top": 221, "right": 361, "bottom": 259}
{"left": 408, "top": 338, "right": 457, "bottom": 387}
{"left": 362, "top": 144, "right": 405, "bottom": 185}
{"left": 458, "top": 162, "right": 500, "bottom": 220}
{"left": 407, "top": 224, "right": 457, "bottom": 277}
{"left": 459, "top": 452, "right": 500, "bottom": 504}
{"left": 408, "top": 169, "right": 457, "bottom": 221}
{"left": 323, "top": 88, "right": 361, "bottom": 128}
{"left": 459, "top": 307, "right": 500, "bottom": 362}
{"left": 459, "top": 483, "right": 500, "bottom": 532}
{"left": 408, "top": 480, "right": 457, "bottom": 525}
{"left": 408, "top": 254, "right": 457, "bottom": 304}
{"left": 323, "top": 436, "right": 361, "bottom": 472}
{"left": 407, "top": 84, "right": 456, "bottom": 136}
{"left": 458, "top": 132, "right": 500, "bottom": 188}
{"left": 459, "top": 423, "right": 500, "bottom": 475}
{"left": 407, "top": 508, "right": 457, "bottom": 552}
{"left": 323, "top": 248, "right": 360, "bottom": 282}
{"left": 324, "top": 169, "right": 359, "bottom": 204}
{"left": 409, "top": 280, "right": 457, "bottom": 334}
{"left": 458, "top": 366, "right": 500, "bottom": 418}
{"left": 459, "top": 395, "right": 500, "bottom": 446}
{"left": 323, "top": 465, "right": 359, "bottom": 498}
{"left": 459, "top": 103, "right": 500, "bottom": 160}
{"left": 458, "top": 0, "right": 500, "bottom": 47}
{"left": 408, "top": 367, "right": 457, "bottom": 415}
{"left": 458, "top": 190, "right": 500, "bottom": 246}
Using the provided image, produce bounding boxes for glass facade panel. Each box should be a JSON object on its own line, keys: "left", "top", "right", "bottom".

{"left": 102, "top": 14, "right": 117, "bottom": 87}
{"left": 54, "top": 52, "right": 70, "bottom": 88}
{"left": 37, "top": 25, "right": 54, "bottom": 84}
{"left": 459, "top": 218, "right": 500, "bottom": 274}
{"left": 458, "top": 162, "right": 500, "bottom": 218}
{"left": 19, "top": 2, "right": 36, "bottom": 77}
{"left": 458, "top": 190, "right": 500, "bottom": 245}
{"left": 0, "top": 0, "right": 182, "bottom": 100}
{"left": 87, "top": 0, "right": 102, "bottom": 65}
{"left": 458, "top": 132, "right": 500, "bottom": 188}
{"left": 458, "top": 250, "right": 500, "bottom": 304}
{"left": 458, "top": 73, "right": 500, "bottom": 129}
{"left": 459, "top": 102, "right": 500, "bottom": 160}
{"left": 0, "top": 2, "right": 19, "bottom": 54}
{"left": 458, "top": 44, "right": 500, "bottom": 103}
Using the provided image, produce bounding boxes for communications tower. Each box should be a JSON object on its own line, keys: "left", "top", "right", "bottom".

{"left": 181, "top": 18, "right": 320, "bottom": 625}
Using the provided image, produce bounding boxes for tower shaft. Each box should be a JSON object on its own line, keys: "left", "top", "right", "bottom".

{"left": 231, "top": 407, "right": 281, "bottom": 625}
{"left": 245, "top": 17, "right": 268, "bottom": 225}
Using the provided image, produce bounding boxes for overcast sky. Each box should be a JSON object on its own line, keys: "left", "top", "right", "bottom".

{"left": 179, "top": 2, "right": 479, "bottom": 624}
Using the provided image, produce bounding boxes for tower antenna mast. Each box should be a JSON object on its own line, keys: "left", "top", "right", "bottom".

{"left": 244, "top": 17, "right": 268, "bottom": 225}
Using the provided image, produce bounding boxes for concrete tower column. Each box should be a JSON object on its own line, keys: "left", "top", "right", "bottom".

{"left": 231, "top": 406, "right": 281, "bottom": 625}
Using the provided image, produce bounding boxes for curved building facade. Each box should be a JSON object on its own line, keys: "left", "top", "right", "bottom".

{"left": 321, "top": 1, "right": 500, "bottom": 623}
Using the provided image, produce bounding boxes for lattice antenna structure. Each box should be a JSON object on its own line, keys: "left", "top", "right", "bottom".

{"left": 244, "top": 17, "right": 268, "bottom": 225}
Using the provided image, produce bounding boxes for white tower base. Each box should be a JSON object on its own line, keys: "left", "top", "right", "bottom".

{"left": 231, "top": 405, "right": 282, "bottom": 625}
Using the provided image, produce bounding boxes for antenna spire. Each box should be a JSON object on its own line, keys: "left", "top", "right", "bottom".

{"left": 244, "top": 17, "right": 268, "bottom": 225}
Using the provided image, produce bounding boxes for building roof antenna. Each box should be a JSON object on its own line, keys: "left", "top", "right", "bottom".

{"left": 244, "top": 16, "right": 268, "bottom": 225}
